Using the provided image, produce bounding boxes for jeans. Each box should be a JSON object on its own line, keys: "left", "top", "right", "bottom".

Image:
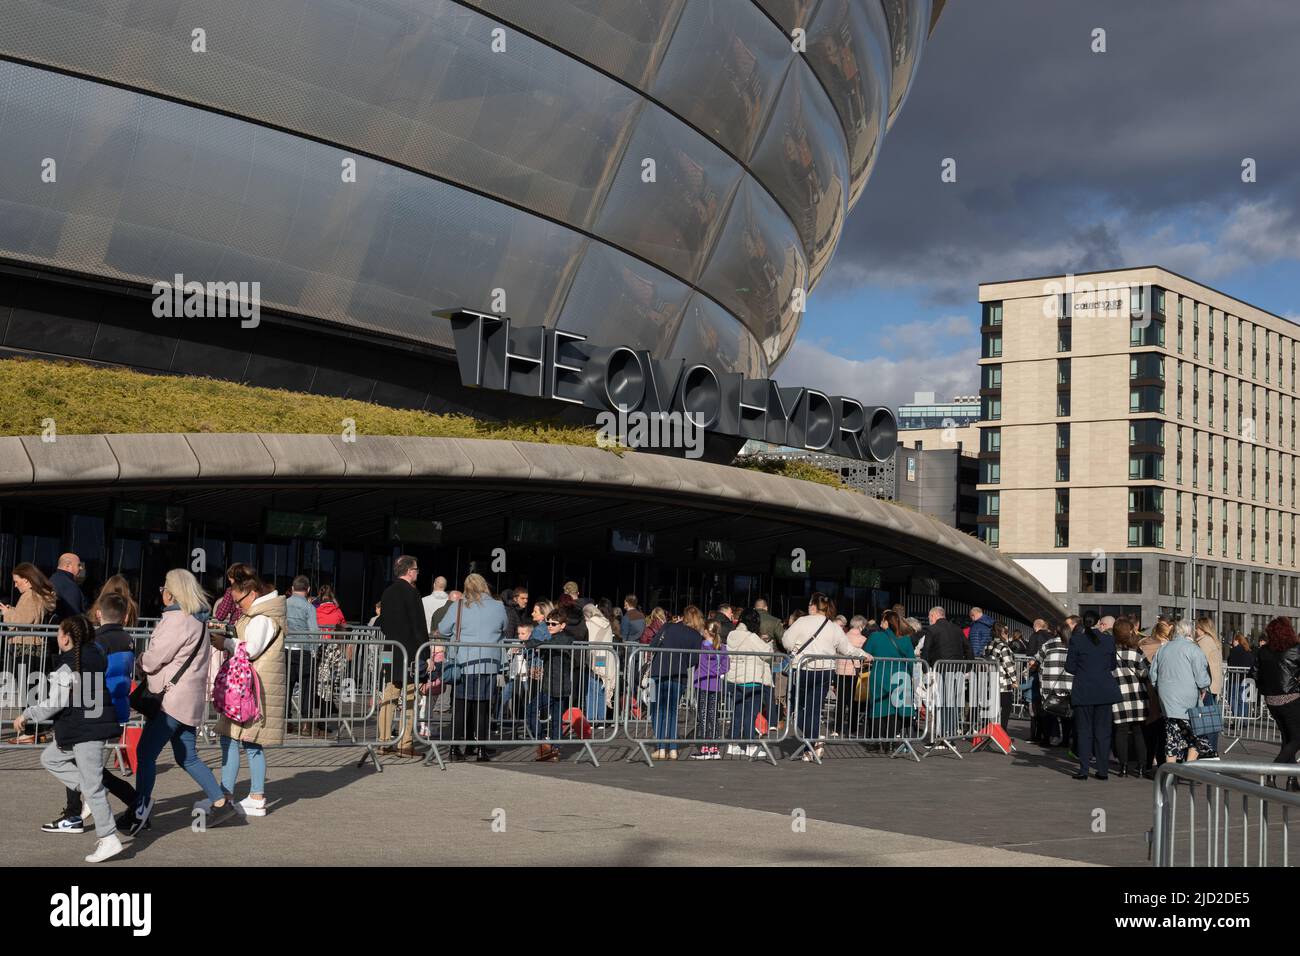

{"left": 135, "top": 711, "right": 224, "bottom": 807}
{"left": 220, "top": 736, "right": 267, "bottom": 795}
{"left": 730, "top": 684, "right": 771, "bottom": 741}
{"left": 586, "top": 674, "right": 607, "bottom": 720}
{"left": 526, "top": 688, "right": 550, "bottom": 740}
{"left": 651, "top": 678, "right": 684, "bottom": 752}
{"left": 795, "top": 669, "right": 832, "bottom": 743}
{"left": 550, "top": 695, "right": 570, "bottom": 740}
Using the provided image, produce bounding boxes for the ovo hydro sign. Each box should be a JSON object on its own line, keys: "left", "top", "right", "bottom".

{"left": 443, "top": 309, "right": 896, "bottom": 463}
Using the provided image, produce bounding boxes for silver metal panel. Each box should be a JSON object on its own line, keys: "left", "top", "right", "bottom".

{"left": 747, "top": 60, "right": 849, "bottom": 285}
{"left": 466, "top": 0, "right": 688, "bottom": 89}
{"left": 593, "top": 106, "right": 743, "bottom": 284}
{"left": 0, "top": 0, "right": 641, "bottom": 229}
{"left": 804, "top": 0, "right": 893, "bottom": 207}
{"left": 0, "top": 62, "right": 586, "bottom": 350}
{"left": 665, "top": 294, "right": 768, "bottom": 379}
{"left": 754, "top": 0, "right": 824, "bottom": 32}
{"left": 881, "top": 0, "right": 932, "bottom": 128}
{"left": 697, "top": 178, "right": 809, "bottom": 366}
{"left": 649, "top": 0, "right": 794, "bottom": 160}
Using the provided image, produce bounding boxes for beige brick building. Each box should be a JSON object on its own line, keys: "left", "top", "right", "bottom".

{"left": 977, "top": 266, "right": 1300, "bottom": 637}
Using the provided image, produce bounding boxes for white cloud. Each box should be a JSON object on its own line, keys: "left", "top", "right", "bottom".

{"left": 774, "top": 338, "right": 980, "bottom": 412}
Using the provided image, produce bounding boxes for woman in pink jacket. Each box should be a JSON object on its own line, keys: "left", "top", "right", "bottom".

{"left": 117, "top": 569, "right": 237, "bottom": 836}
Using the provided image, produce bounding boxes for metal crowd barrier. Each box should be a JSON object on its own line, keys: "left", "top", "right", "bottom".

{"left": 622, "top": 644, "right": 787, "bottom": 766}
{"left": 412, "top": 638, "right": 622, "bottom": 770}
{"left": 1011, "top": 654, "right": 1035, "bottom": 722}
{"left": 789, "top": 653, "right": 930, "bottom": 762}
{"left": 922, "top": 659, "right": 1003, "bottom": 758}
{"left": 1152, "top": 760, "right": 1300, "bottom": 866}
{"left": 1219, "top": 665, "right": 1280, "bottom": 754}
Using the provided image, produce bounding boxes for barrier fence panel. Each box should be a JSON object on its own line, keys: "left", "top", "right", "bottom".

{"left": 788, "top": 653, "right": 931, "bottom": 763}
{"left": 1, "top": 623, "right": 63, "bottom": 748}
{"left": 621, "top": 644, "right": 788, "bottom": 766}
{"left": 1152, "top": 760, "right": 1300, "bottom": 866}
{"left": 922, "top": 659, "right": 1004, "bottom": 759}
{"left": 412, "top": 639, "right": 622, "bottom": 769}
{"left": 1219, "top": 665, "right": 1280, "bottom": 754}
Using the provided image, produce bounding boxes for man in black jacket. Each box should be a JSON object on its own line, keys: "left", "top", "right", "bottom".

{"left": 50, "top": 553, "right": 86, "bottom": 622}
{"left": 377, "top": 555, "right": 426, "bottom": 755}
{"left": 921, "top": 607, "right": 971, "bottom": 665}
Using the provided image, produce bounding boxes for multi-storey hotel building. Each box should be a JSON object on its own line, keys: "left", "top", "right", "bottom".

{"left": 977, "top": 266, "right": 1300, "bottom": 637}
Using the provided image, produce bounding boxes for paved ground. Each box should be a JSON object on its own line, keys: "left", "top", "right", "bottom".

{"left": 2, "top": 717, "right": 1219, "bottom": 867}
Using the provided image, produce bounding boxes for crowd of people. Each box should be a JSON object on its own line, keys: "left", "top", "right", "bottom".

{"left": 7, "top": 550, "right": 1300, "bottom": 863}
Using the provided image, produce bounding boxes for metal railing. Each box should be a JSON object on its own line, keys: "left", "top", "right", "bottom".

{"left": 622, "top": 644, "right": 787, "bottom": 766}
{"left": 922, "top": 659, "right": 1004, "bottom": 758}
{"left": 789, "top": 653, "right": 930, "bottom": 762}
{"left": 1152, "top": 760, "right": 1300, "bottom": 866}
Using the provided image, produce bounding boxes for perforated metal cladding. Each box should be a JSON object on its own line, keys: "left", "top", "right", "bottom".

{"left": 698, "top": 178, "right": 808, "bottom": 367}
{"left": 649, "top": 0, "right": 794, "bottom": 161}
{"left": 748, "top": 60, "right": 849, "bottom": 285}
{"left": 804, "top": 0, "right": 892, "bottom": 206}
{"left": 0, "top": 0, "right": 936, "bottom": 375}
{"left": 881, "top": 0, "right": 931, "bottom": 128}
{"left": 0, "top": 61, "right": 589, "bottom": 351}
{"left": 593, "top": 106, "right": 743, "bottom": 284}
{"left": 464, "top": 0, "right": 688, "bottom": 90}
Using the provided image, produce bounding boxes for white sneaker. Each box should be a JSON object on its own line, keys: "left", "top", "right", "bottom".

{"left": 744, "top": 745, "right": 761, "bottom": 758}
{"left": 85, "top": 833, "right": 124, "bottom": 863}
{"left": 726, "top": 744, "right": 745, "bottom": 756}
{"left": 239, "top": 796, "right": 267, "bottom": 817}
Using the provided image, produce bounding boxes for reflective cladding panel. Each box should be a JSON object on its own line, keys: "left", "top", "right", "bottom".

{"left": 804, "top": 0, "right": 892, "bottom": 207}
{"left": 0, "top": 0, "right": 641, "bottom": 230}
{"left": 881, "top": 0, "right": 931, "bottom": 128}
{"left": 665, "top": 294, "right": 767, "bottom": 379}
{"left": 466, "top": 0, "right": 687, "bottom": 90}
{"left": 747, "top": 60, "right": 848, "bottom": 285}
{"left": 593, "top": 106, "right": 743, "bottom": 284}
{"left": 753, "top": 0, "right": 824, "bottom": 32}
{"left": 0, "top": 62, "right": 587, "bottom": 350}
{"left": 552, "top": 242, "right": 691, "bottom": 359}
{"left": 649, "top": 0, "right": 794, "bottom": 161}
{"left": 697, "top": 178, "right": 808, "bottom": 366}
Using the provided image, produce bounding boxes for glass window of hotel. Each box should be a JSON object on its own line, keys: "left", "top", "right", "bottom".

{"left": 980, "top": 459, "right": 1000, "bottom": 484}
{"left": 1252, "top": 571, "right": 1261, "bottom": 603}
{"left": 980, "top": 525, "right": 999, "bottom": 548}
{"left": 1056, "top": 489, "right": 1070, "bottom": 516}
{"left": 1209, "top": 309, "right": 1215, "bottom": 362}
{"left": 1080, "top": 558, "right": 1107, "bottom": 593}
{"left": 1266, "top": 332, "right": 1272, "bottom": 383}
{"left": 1173, "top": 563, "right": 1186, "bottom": 597}
{"left": 981, "top": 364, "right": 1001, "bottom": 389}
{"left": 1056, "top": 458, "right": 1070, "bottom": 481}
{"left": 1057, "top": 423, "right": 1070, "bottom": 450}
{"left": 1238, "top": 319, "right": 1245, "bottom": 370}
{"left": 1129, "top": 419, "right": 1162, "bottom": 447}
{"left": 1130, "top": 385, "right": 1164, "bottom": 413}
{"left": 983, "top": 302, "right": 1002, "bottom": 326}
{"left": 1057, "top": 358, "right": 1070, "bottom": 384}
{"left": 1056, "top": 393, "right": 1070, "bottom": 417}
{"left": 1193, "top": 304, "right": 1200, "bottom": 358}
{"left": 980, "top": 492, "right": 999, "bottom": 516}
{"left": 1159, "top": 559, "right": 1171, "bottom": 595}
{"left": 1192, "top": 368, "right": 1199, "bottom": 422}
{"left": 982, "top": 332, "right": 1002, "bottom": 358}
{"left": 1223, "top": 314, "right": 1230, "bottom": 369}
{"left": 1055, "top": 524, "right": 1069, "bottom": 548}
{"left": 1175, "top": 362, "right": 1183, "bottom": 416}
{"left": 1129, "top": 486, "right": 1163, "bottom": 514}
{"left": 1130, "top": 352, "right": 1163, "bottom": 380}
{"left": 1058, "top": 327, "right": 1071, "bottom": 352}
{"left": 982, "top": 427, "right": 1001, "bottom": 452}
{"left": 1253, "top": 326, "right": 1258, "bottom": 376}
{"left": 981, "top": 395, "right": 1001, "bottom": 420}
{"left": 1129, "top": 452, "right": 1161, "bottom": 480}
{"left": 1177, "top": 298, "right": 1184, "bottom": 352}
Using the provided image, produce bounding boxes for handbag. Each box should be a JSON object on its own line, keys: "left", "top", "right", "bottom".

{"left": 1187, "top": 691, "right": 1223, "bottom": 737}
{"left": 1042, "top": 690, "right": 1073, "bottom": 718}
{"left": 130, "top": 630, "right": 205, "bottom": 720}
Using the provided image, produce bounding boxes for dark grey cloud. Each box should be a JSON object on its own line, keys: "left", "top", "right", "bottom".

{"left": 823, "top": 0, "right": 1300, "bottom": 303}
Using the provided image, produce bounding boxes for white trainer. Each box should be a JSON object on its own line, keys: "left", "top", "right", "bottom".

{"left": 725, "top": 744, "right": 744, "bottom": 756}
{"left": 85, "top": 833, "right": 124, "bottom": 863}
{"left": 239, "top": 796, "right": 267, "bottom": 817}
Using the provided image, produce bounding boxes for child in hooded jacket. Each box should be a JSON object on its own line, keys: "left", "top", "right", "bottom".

{"left": 691, "top": 621, "right": 730, "bottom": 760}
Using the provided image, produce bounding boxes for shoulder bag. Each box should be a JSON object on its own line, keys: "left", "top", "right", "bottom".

{"left": 130, "top": 631, "right": 205, "bottom": 721}
{"left": 1187, "top": 690, "right": 1224, "bottom": 738}
{"left": 438, "top": 604, "right": 464, "bottom": 685}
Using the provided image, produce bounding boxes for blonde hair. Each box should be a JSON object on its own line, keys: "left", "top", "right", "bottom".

{"left": 703, "top": 620, "right": 723, "bottom": 647}
{"left": 164, "top": 568, "right": 210, "bottom": 617}
{"left": 1150, "top": 620, "right": 1173, "bottom": 642}
{"left": 462, "top": 573, "right": 491, "bottom": 606}
{"left": 681, "top": 605, "right": 705, "bottom": 633}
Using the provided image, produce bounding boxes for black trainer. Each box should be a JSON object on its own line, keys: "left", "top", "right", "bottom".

{"left": 118, "top": 797, "right": 154, "bottom": 837}
{"left": 41, "top": 811, "right": 85, "bottom": 834}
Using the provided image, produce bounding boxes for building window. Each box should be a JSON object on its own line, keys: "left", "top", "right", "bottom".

{"left": 1129, "top": 487, "right": 1164, "bottom": 513}
{"left": 1130, "top": 386, "right": 1164, "bottom": 413}
{"left": 1057, "top": 424, "right": 1070, "bottom": 450}
{"left": 980, "top": 492, "right": 1000, "bottom": 516}
{"left": 1129, "top": 419, "right": 1164, "bottom": 447}
{"left": 1058, "top": 327, "right": 1071, "bottom": 352}
{"left": 980, "top": 525, "right": 999, "bottom": 549}
{"left": 982, "top": 333, "right": 1002, "bottom": 358}
{"left": 982, "top": 364, "right": 1002, "bottom": 389}
{"left": 982, "top": 427, "right": 1001, "bottom": 453}
{"left": 1080, "top": 558, "right": 1107, "bottom": 593}
{"left": 981, "top": 395, "right": 1001, "bottom": 420}
{"left": 1057, "top": 358, "right": 1071, "bottom": 385}
{"left": 983, "top": 302, "right": 1003, "bottom": 326}
{"left": 1128, "top": 453, "right": 1163, "bottom": 480}
{"left": 1057, "top": 393, "right": 1070, "bottom": 417}
{"left": 1174, "top": 563, "right": 1186, "bottom": 597}
{"left": 980, "top": 460, "right": 1000, "bottom": 484}
{"left": 1056, "top": 489, "right": 1070, "bottom": 516}
{"left": 1114, "top": 558, "right": 1142, "bottom": 594}
{"left": 1056, "top": 458, "right": 1070, "bottom": 482}
{"left": 1159, "top": 560, "right": 1171, "bottom": 596}
{"left": 1055, "top": 524, "right": 1069, "bottom": 548}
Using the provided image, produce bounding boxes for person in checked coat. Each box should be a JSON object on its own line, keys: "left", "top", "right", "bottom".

{"left": 1110, "top": 618, "right": 1151, "bottom": 777}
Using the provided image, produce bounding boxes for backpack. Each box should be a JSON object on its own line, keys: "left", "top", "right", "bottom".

{"left": 212, "top": 643, "right": 263, "bottom": 723}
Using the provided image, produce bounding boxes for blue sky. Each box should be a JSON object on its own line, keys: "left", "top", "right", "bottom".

{"left": 776, "top": 0, "right": 1300, "bottom": 410}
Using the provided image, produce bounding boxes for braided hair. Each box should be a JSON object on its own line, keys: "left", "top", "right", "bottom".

{"left": 59, "top": 613, "right": 96, "bottom": 673}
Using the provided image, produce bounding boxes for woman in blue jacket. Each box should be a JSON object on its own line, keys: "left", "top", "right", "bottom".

{"left": 1064, "top": 614, "right": 1122, "bottom": 779}
{"left": 437, "top": 573, "right": 508, "bottom": 762}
